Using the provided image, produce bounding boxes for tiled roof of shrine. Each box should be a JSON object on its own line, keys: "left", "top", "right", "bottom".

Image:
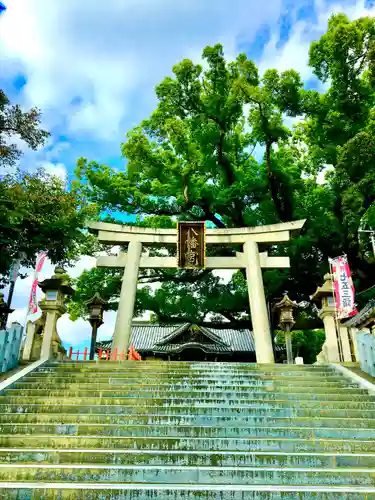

{"left": 96, "top": 323, "right": 284, "bottom": 353}
{"left": 343, "top": 299, "right": 375, "bottom": 328}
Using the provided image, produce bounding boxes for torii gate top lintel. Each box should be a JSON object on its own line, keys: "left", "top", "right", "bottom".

{"left": 87, "top": 219, "right": 306, "bottom": 245}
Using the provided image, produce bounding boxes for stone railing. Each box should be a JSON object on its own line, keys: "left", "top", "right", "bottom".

{"left": 357, "top": 332, "right": 375, "bottom": 377}
{"left": 0, "top": 322, "right": 23, "bottom": 373}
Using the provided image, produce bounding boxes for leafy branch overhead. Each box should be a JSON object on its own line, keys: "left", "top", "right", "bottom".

{"left": 0, "top": 90, "right": 50, "bottom": 168}
{"left": 0, "top": 169, "right": 98, "bottom": 287}
{"left": 72, "top": 13, "right": 375, "bottom": 325}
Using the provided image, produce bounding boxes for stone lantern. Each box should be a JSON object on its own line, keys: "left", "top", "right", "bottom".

{"left": 273, "top": 294, "right": 298, "bottom": 364}
{"left": 311, "top": 273, "right": 343, "bottom": 362}
{"left": 85, "top": 292, "right": 107, "bottom": 360}
{"left": 37, "top": 267, "right": 74, "bottom": 359}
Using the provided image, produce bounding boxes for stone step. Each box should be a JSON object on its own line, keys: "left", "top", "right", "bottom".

{"left": 0, "top": 435, "right": 373, "bottom": 453}
{"left": 1, "top": 482, "right": 375, "bottom": 499}
{"left": 0, "top": 463, "right": 374, "bottom": 486}
{"left": 23, "top": 371, "right": 348, "bottom": 384}
{"left": 2, "top": 360, "right": 373, "bottom": 496}
{"left": 15, "top": 379, "right": 357, "bottom": 389}
{"left": 57, "top": 374, "right": 336, "bottom": 380}
{"left": 1, "top": 396, "right": 373, "bottom": 409}
{"left": 33, "top": 374, "right": 339, "bottom": 383}
{"left": 1, "top": 404, "right": 372, "bottom": 419}
{"left": 5, "top": 386, "right": 367, "bottom": 399}
{"left": 1, "top": 423, "right": 374, "bottom": 440}
{"left": 43, "top": 361, "right": 334, "bottom": 371}
{"left": 1, "top": 448, "right": 375, "bottom": 468}
{"left": 1, "top": 393, "right": 373, "bottom": 407}
{"left": 2, "top": 413, "right": 375, "bottom": 429}
{"left": 25, "top": 374, "right": 348, "bottom": 385}
{"left": 36, "top": 373, "right": 338, "bottom": 381}
{"left": 37, "top": 363, "right": 336, "bottom": 377}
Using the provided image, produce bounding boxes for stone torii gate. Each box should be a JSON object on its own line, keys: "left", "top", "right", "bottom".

{"left": 88, "top": 220, "right": 305, "bottom": 363}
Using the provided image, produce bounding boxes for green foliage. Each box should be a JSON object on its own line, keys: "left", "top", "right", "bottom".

{"left": 68, "top": 267, "right": 122, "bottom": 320}
{"left": 0, "top": 169, "right": 97, "bottom": 287}
{"left": 306, "top": 13, "right": 375, "bottom": 166}
{"left": 276, "top": 329, "right": 326, "bottom": 364}
{"left": 0, "top": 90, "right": 50, "bottom": 168}
{"left": 72, "top": 14, "right": 375, "bottom": 325}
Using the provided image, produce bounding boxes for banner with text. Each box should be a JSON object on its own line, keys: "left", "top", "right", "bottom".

{"left": 28, "top": 251, "right": 48, "bottom": 315}
{"left": 329, "top": 255, "right": 358, "bottom": 319}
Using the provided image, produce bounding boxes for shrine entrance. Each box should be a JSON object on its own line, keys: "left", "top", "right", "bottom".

{"left": 171, "top": 348, "right": 214, "bottom": 362}
{"left": 88, "top": 220, "right": 305, "bottom": 363}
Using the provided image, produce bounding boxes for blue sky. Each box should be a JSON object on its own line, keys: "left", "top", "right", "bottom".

{"left": 0, "top": 0, "right": 374, "bottom": 352}
{"left": 1, "top": 0, "right": 373, "bottom": 186}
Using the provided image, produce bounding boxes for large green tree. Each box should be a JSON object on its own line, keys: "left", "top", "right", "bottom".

{"left": 0, "top": 169, "right": 97, "bottom": 287}
{"left": 299, "top": 13, "right": 375, "bottom": 283}
{"left": 72, "top": 13, "right": 375, "bottom": 324}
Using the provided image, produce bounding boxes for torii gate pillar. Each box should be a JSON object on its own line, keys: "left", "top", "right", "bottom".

{"left": 112, "top": 240, "right": 143, "bottom": 355}
{"left": 244, "top": 240, "right": 275, "bottom": 363}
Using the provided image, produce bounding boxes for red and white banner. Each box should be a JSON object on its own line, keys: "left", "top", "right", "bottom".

{"left": 329, "top": 255, "right": 358, "bottom": 319}
{"left": 28, "top": 251, "right": 48, "bottom": 314}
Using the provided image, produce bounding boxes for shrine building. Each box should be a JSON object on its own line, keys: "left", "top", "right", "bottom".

{"left": 96, "top": 322, "right": 284, "bottom": 362}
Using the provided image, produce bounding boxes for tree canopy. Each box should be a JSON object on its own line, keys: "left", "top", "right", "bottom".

{"left": 72, "top": 13, "right": 375, "bottom": 325}
{"left": 0, "top": 89, "right": 49, "bottom": 169}
{"left": 0, "top": 169, "right": 96, "bottom": 287}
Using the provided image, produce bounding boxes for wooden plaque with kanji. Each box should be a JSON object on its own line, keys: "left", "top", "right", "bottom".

{"left": 177, "top": 222, "right": 205, "bottom": 269}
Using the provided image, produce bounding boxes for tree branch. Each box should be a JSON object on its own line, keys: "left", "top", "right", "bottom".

{"left": 204, "top": 211, "right": 226, "bottom": 228}
{"left": 187, "top": 207, "right": 227, "bottom": 229}
{"left": 217, "top": 130, "right": 235, "bottom": 186}
{"left": 216, "top": 130, "right": 245, "bottom": 226}
{"left": 249, "top": 143, "right": 257, "bottom": 157}
{"left": 265, "top": 141, "right": 287, "bottom": 221}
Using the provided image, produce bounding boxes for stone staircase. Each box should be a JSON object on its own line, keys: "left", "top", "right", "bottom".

{"left": 0, "top": 361, "right": 374, "bottom": 499}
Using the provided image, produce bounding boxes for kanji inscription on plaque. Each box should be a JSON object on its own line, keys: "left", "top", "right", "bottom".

{"left": 177, "top": 222, "right": 205, "bottom": 269}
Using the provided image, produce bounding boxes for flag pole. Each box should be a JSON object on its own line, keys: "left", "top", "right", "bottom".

{"left": 20, "top": 309, "right": 30, "bottom": 350}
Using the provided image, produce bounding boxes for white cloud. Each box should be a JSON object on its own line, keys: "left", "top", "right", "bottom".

{"left": 57, "top": 316, "right": 91, "bottom": 347}
{"left": 45, "top": 142, "right": 71, "bottom": 162}
{"left": 40, "top": 162, "right": 67, "bottom": 182}
{"left": 65, "top": 255, "right": 97, "bottom": 278}
{"left": 259, "top": 22, "right": 312, "bottom": 81}
{"left": 0, "top": 0, "right": 284, "bottom": 142}
{"left": 259, "top": 0, "right": 375, "bottom": 82}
